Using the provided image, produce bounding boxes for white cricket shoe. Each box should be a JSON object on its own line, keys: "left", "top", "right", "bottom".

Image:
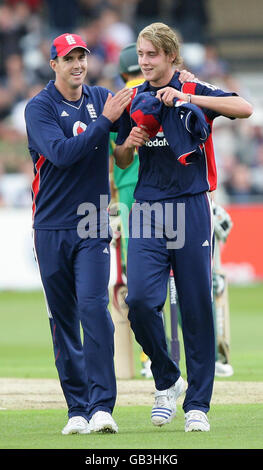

{"left": 185, "top": 410, "right": 210, "bottom": 432}
{"left": 89, "top": 411, "right": 118, "bottom": 433}
{"left": 61, "top": 416, "right": 90, "bottom": 435}
{"left": 215, "top": 361, "right": 234, "bottom": 377}
{"left": 151, "top": 376, "right": 186, "bottom": 427}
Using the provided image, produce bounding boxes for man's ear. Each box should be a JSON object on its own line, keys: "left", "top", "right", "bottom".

{"left": 50, "top": 59, "right": 57, "bottom": 72}
{"left": 169, "top": 54, "right": 177, "bottom": 65}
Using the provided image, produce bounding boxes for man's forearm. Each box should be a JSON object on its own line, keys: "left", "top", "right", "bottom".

{"left": 114, "top": 126, "right": 149, "bottom": 168}
{"left": 114, "top": 144, "right": 135, "bottom": 169}
{"left": 189, "top": 95, "right": 253, "bottom": 119}
{"left": 156, "top": 86, "right": 253, "bottom": 119}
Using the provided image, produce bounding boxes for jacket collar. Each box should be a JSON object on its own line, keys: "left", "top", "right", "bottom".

{"left": 139, "top": 71, "right": 181, "bottom": 92}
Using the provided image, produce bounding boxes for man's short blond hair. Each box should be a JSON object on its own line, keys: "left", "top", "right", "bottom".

{"left": 137, "top": 22, "right": 183, "bottom": 67}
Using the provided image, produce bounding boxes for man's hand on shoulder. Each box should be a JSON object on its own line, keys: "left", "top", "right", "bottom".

{"left": 177, "top": 69, "right": 195, "bottom": 83}
{"left": 102, "top": 88, "right": 133, "bottom": 122}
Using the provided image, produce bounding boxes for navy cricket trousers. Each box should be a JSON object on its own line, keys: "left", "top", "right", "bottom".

{"left": 34, "top": 229, "right": 115, "bottom": 420}
{"left": 126, "top": 192, "right": 215, "bottom": 414}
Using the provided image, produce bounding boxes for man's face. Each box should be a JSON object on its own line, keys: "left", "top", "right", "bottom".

{"left": 51, "top": 48, "right": 88, "bottom": 90}
{"left": 137, "top": 37, "right": 176, "bottom": 87}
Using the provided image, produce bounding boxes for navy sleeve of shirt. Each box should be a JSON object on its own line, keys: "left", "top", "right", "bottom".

{"left": 25, "top": 98, "right": 113, "bottom": 169}
{"left": 115, "top": 109, "right": 132, "bottom": 146}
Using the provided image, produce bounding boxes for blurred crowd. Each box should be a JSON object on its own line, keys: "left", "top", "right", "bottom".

{"left": 0, "top": 0, "right": 262, "bottom": 208}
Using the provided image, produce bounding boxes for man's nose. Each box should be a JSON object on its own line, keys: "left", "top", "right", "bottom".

{"left": 73, "top": 58, "right": 82, "bottom": 67}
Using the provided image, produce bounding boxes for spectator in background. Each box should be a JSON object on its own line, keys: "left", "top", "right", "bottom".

{"left": 3, "top": 53, "right": 31, "bottom": 96}
{"left": 78, "top": 0, "right": 111, "bottom": 22}
{"left": 9, "top": 82, "right": 44, "bottom": 136}
{"left": 196, "top": 43, "right": 245, "bottom": 98}
{"left": 12, "top": 159, "right": 33, "bottom": 207}
{"left": 171, "top": 0, "right": 208, "bottom": 44}
{"left": 99, "top": 6, "right": 135, "bottom": 63}
{"left": 0, "top": 1, "right": 39, "bottom": 73}
{"left": 0, "top": 53, "right": 32, "bottom": 120}
{"left": 0, "top": 3, "right": 25, "bottom": 78}
{"left": 194, "top": 43, "right": 229, "bottom": 83}
{"left": 212, "top": 117, "right": 240, "bottom": 186}
{"left": 78, "top": 18, "right": 108, "bottom": 85}
{"left": 235, "top": 109, "right": 263, "bottom": 166}
{"left": 133, "top": 0, "right": 161, "bottom": 34}
{"left": 223, "top": 163, "right": 261, "bottom": 203}
{"left": 234, "top": 110, "right": 263, "bottom": 199}
{"left": 0, "top": 117, "right": 27, "bottom": 145}
{"left": 23, "top": 38, "right": 55, "bottom": 84}
{"left": 251, "top": 143, "right": 263, "bottom": 196}
{"left": 4, "top": 0, "right": 42, "bottom": 12}
{"left": 44, "top": 0, "right": 81, "bottom": 35}
{"left": 77, "top": 6, "right": 136, "bottom": 85}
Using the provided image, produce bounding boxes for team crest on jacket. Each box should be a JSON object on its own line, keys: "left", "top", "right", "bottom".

{"left": 86, "top": 103, "right": 97, "bottom": 121}
{"left": 73, "top": 121, "right": 87, "bottom": 135}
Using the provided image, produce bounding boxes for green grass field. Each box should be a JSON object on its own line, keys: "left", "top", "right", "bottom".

{"left": 1, "top": 405, "right": 263, "bottom": 450}
{"left": 0, "top": 283, "right": 263, "bottom": 451}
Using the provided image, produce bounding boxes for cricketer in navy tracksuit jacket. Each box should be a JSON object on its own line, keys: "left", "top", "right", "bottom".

{"left": 115, "top": 72, "right": 236, "bottom": 414}
{"left": 25, "top": 80, "right": 119, "bottom": 420}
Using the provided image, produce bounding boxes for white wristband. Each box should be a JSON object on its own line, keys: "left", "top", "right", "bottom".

{"left": 187, "top": 94, "right": 192, "bottom": 103}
